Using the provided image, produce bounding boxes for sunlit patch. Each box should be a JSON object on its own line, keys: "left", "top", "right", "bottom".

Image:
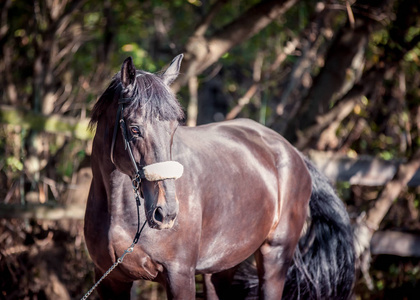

{"left": 142, "top": 161, "right": 184, "bottom": 181}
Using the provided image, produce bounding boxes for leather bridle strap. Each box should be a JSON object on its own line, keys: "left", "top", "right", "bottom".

{"left": 110, "top": 101, "right": 123, "bottom": 165}
{"left": 110, "top": 90, "right": 184, "bottom": 185}
{"left": 119, "top": 108, "right": 141, "bottom": 175}
{"left": 83, "top": 88, "right": 186, "bottom": 300}
{"left": 110, "top": 93, "right": 139, "bottom": 174}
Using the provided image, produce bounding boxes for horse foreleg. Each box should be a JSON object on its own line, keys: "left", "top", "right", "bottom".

{"left": 203, "top": 267, "right": 240, "bottom": 300}
{"left": 163, "top": 266, "right": 196, "bottom": 300}
{"left": 203, "top": 274, "right": 219, "bottom": 300}
{"left": 255, "top": 243, "right": 295, "bottom": 300}
{"left": 94, "top": 267, "right": 133, "bottom": 300}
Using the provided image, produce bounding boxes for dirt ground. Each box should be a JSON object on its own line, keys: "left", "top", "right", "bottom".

{"left": 1, "top": 184, "right": 420, "bottom": 299}
{"left": 0, "top": 217, "right": 172, "bottom": 300}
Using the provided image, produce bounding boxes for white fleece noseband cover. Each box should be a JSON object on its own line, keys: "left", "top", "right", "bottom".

{"left": 142, "top": 161, "right": 184, "bottom": 181}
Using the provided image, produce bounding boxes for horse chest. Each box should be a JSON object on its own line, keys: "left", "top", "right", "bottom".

{"left": 117, "top": 252, "right": 162, "bottom": 281}
{"left": 108, "top": 226, "right": 163, "bottom": 280}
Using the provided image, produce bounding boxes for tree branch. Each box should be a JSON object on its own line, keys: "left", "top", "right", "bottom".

{"left": 353, "top": 148, "right": 420, "bottom": 263}
{"left": 371, "top": 231, "right": 420, "bottom": 257}
{"left": 308, "top": 150, "right": 420, "bottom": 187}
{"left": 172, "top": 0, "right": 298, "bottom": 92}
{"left": 225, "top": 37, "right": 300, "bottom": 120}
{"left": 286, "top": 0, "right": 395, "bottom": 142}
{"left": 366, "top": 149, "right": 420, "bottom": 227}
{"left": 0, "top": 105, "right": 93, "bottom": 140}
{"left": 0, "top": 203, "right": 85, "bottom": 220}
{"left": 0, "top": 0, "right": 11, "bottom": 41}
{"left": 194, "top": 0, "right": 228, "bottom": 37}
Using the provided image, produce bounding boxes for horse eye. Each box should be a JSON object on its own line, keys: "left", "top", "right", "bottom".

{"left": 131, "top": 127, "right": 141, "bottom": 136}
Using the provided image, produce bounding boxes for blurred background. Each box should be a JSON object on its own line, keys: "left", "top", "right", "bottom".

{"left": 1, "top": 0, "right": 420, "bottom": 299}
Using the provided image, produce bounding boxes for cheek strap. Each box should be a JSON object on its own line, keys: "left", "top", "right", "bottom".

{"left": 141, "top": 161, "right": 184, "bottom": 181}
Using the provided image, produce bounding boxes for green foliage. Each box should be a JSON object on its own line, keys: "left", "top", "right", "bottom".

{"left": 121, "top": 43, "right": 158, "bottom": 72}
{"left": 1, "top": 1, "right": 420, "bottom": 299}
{"left": 5, "top": 156, "right": 23, "bottom": 172}
{"left": 336, "top": 181, "right": 352, "bottom": 201}
{"left": 56, "top": 139, "right": 88, "bottom": 181}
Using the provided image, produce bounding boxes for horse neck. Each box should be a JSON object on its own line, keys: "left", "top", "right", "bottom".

{"left": 91, "top": 154, "right": 137, "bottom": 221}
{"left": 91, "top": 119, "right": 125, "bottom": 212}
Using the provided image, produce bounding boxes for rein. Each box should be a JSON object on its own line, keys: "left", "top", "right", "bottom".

{"left": 82, "top": 93, "right": 145, "bottom": 300}
{"left": 81, "top": 88, "right": 183, "bottom": 299}
{"left": 81, "top": 178, "right": 146, "bottom": 300}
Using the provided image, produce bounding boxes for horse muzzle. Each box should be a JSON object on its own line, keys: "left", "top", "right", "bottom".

{"left": 140, "top": 161, "right": 183, "bottom": 230}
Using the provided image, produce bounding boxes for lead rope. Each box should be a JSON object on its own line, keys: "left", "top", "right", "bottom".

{"left": 81, "top": 177, "right": 147, "bottom": 300}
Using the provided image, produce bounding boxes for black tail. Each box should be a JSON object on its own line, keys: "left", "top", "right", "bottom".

{"left": 282, "top": 157, "right": 355, "bottom": 299}
{"left": 219, "top": 157, "right": 355, "bottom": 300}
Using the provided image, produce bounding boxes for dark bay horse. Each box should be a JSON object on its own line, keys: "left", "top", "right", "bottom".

{"left": 84, "top": 54, "right": 355, "bottom": 299}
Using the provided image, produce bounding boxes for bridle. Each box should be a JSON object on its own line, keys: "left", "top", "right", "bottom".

{"left": 109, "top": 88, "right": 184, "bottom": 186}
{"left": 82, "top": 90, "right": 145, "bottom": 300}
{"left": 107, "top": 85, "right": 184, "bottom": 243}
{"left": 108, "top": 89, "right": 147, "bottom": 250}
{"left": 110, "top": 89, "right": 144, "bottom": 190}
{"left": 82, "top": 79, "right": 184, "bottom": 300}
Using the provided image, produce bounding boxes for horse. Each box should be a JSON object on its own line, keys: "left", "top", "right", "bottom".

{"left": 84, "top": 54, "right": 355, "bottom": 300}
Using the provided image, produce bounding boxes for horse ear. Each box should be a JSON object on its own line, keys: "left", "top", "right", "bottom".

{"left": 121, "top": 56, "right": 136, "bottom": 89}
{"left": 161, "top": 54, "right": 183, "bottom": 86}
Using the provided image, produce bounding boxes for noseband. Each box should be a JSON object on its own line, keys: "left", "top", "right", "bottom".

{"left": 110, "top": 89, "right": 184, "bottom": 188}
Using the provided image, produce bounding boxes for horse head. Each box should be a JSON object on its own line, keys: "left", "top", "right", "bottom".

{"left": 106, "top": 54, "right": 185, "bottom": 230}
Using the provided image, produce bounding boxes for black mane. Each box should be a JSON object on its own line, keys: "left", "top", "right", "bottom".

{"left": 89, "top": 70, "right": 184, "bottom": 129}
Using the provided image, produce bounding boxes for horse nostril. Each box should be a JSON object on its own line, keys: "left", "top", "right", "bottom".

{"left": 153, "top": 207, "right": 164, "bottom": 223}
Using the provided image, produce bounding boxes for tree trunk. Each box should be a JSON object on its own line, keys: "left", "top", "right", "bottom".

{"left": 308, "top": 150, "right": 420, "bottom": 187}
{"left": 354, "top": 148, "right": 420, "bottom": 260}
{"left": 371, "top": 231, "right": 420, "bottom": 257}
{"left": 285, "top": 0, "right": 395, "bottom": 142}
{"left": 171, "top": 0, "right": 298, "bottom": 92}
